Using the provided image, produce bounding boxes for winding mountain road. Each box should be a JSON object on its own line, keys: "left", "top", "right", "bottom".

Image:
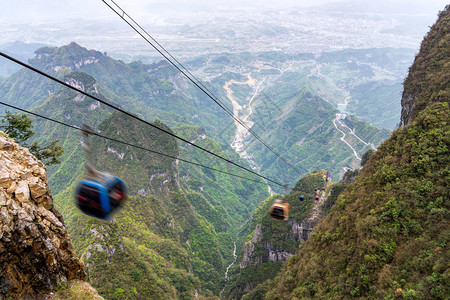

{"left": 332, "top": 115, "right": 362, "bottom": 161}
{"left": 335, "top": 117, "right": 376, "bottom": 150}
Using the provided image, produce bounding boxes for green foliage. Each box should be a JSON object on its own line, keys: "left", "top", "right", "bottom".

{"left": 0, "top": 111, "right": 34, "bottom": 143}
{"left": 229, "top": 262, "right": 283, "bottom": 299}
{"left": 224, "top": 171, "right": 332, "bottom": 298}
{"left": 53, "top": 280, "right": 103, "bottom": 300}
{"left": 361, "top": 149, "right": 374, "bottom": 167}
{"left": 29, "top": 139, "right": 64, "bottom": 166}
{"left": 342, "top": 168, "right": 359, "bottom": 182}
{"left": 114, "top": 288, "right": 124, "bottom": 297}
{"left": 322, "top": 182, "right": 348, "bottom": 215}
{"left": 0, "top": 111, "right": 63, "bottom": 165}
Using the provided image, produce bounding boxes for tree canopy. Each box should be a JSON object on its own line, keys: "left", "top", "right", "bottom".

{"left": 0, "top": 111, "right": 63, "bottom": 166}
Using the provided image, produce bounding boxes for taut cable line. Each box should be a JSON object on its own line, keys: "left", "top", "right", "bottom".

{"left": 0, "top": 52, "right": 301, "bottom": 192}
{"left": 101, "top": 0, "right": 308, "bottom": 175}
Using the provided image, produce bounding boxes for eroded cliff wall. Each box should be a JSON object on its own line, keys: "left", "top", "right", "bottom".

{"left": 0, "top": 134, "right": 86, "bottom": 299}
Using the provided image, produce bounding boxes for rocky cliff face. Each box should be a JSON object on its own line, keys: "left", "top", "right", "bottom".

{"left": 0, "top": 134, "right": 86, "bottom": 299}
{"left": 240, "top": 191, "right": 327, "bottom": 269}
{"left": 400, "top": 5, "right": 449, "bottom": 126}
{"left": 223, "top": 171, "right": 334, "bottom": 299}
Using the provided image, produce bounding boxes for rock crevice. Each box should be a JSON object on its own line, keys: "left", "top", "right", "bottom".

{"left": 0, "top": 134, "right": 86, "bottom": 299}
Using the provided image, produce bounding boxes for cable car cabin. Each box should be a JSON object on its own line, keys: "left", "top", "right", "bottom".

{"left": 269, "top": 199, "right": 290, "bottom": 221}
{"left": 299, "top": 195, "right": 305, "bottom": 201}
{"left": 76, "top": 172, "right": 126, "bottom": 219}
{"left": 322, "top": 187, "right": 326, "bottom": 191}
{"left": 315, "top": 195, "right": 320, "bottom": 201}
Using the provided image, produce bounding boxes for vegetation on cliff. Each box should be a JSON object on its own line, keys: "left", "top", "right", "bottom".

{"left": 264, "top": 6, "right": 450, "bottom": 299}
{"left": 0, "top": 111, "right": 63, "bottom": 165}
{"left": 400, "top": 6, "right": 450, "bottom": 126}
{"left": 223, "top": 170, "right": 344, "bottom": 299}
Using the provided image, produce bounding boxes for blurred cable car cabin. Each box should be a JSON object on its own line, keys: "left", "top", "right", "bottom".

{"left": 76, "top": 173, "right": 126, "bottom": 219}
{"left": 269, "top": 199, "right": 290, "bottom": 221}
{"left": 299, "top": 195, "right": 305, "bottom": 201}
{"left": 75, "top": 124, "right": 127, "bottom": 220}
{"left": 315, "top": 195, "right": 320, "bottom": 201}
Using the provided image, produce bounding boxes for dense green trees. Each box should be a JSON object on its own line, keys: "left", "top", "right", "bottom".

{"left": 360, "top": 149, "right": 374, "bottom": 167}
{"left": 0, "top": 111, "right": 63, "bottom": 165}
{"left": 0, "top": 111, "right": 34, "bottom": 143}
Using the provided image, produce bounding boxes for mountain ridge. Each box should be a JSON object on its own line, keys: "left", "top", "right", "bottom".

{"left": 0, "top": 33, "right": 423, "bottom": 299}
{"left": 260, "top": 6, "right": 449, "bottom": 299}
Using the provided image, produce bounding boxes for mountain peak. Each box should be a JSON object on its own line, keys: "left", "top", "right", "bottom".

{"left": 31, "top": 42, "right": 105, "bottom": 72}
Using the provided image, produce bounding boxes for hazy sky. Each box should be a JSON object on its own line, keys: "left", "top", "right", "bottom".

{"left": 2, "top": 0, "right": 448, "bottom": 24}
{"left": 0, "top": 0, "right": 447, "bottom": 57}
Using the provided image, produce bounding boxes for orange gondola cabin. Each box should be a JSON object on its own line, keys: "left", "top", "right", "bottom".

{"left": 269, "top": 199, "right": 290, "bottom": 221}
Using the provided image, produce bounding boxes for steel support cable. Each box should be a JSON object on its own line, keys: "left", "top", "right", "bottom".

{"left": 0, "top": 101, "right": 276, "bottom": 187}
{"left": 101, "top": 0, "right": 307, "bottom": 175}
{"left": 0, "top": 52, "right": 299, "bottom": 191}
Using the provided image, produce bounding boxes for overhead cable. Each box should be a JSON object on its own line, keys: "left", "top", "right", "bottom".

{"left": 101, "top": 0, "right": 308, "bottom": 175}
{"left": 0, "top": 52, "right": 299, "bottom": 191}
{"left": 0, "top": 101, "right": 278, "bottom": 188}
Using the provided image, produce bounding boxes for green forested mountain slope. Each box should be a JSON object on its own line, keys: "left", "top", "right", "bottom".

{"left": 0, "top": 42, "right": 231, "bottom": 141}
{"left": 174, "top": 124, "right": 269, "bottom": 231}
{"left": 51, "top": 112, "right": 226, "bottom": 298}
{"left": 29, "top": 71, "right": 115, "bottom": 194}
{"left": 262, "top": 6, "right": 450, "bottom": 299}
{"left": 5, "top": 67, "right": 267, "bottom": 297}
{"left": 400, "top": 7, "right": 450, "bottom": 126}
{"left": 0, "top": 66, "right": 60, "bottom": 112}
{"left": 1, "top": 42, "right": 392, "bottom": 192}
{"left": 27, "top": 42, "right": 231, "bottom": 139}
{"left": 247, "top": 89, "right": 390, "bottom": 189}
{"left": 0, "top": 38, "right": 415, "bottom": 299}
{"left": 223, "top": 170, "right": 337, "bottom": 299}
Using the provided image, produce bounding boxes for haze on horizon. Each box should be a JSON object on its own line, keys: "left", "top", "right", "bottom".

{"left": 2, "top": 0, "right": 447, "bottom": 23}
{"left": 0, "top": 0, "right": 448, "bottom": 62}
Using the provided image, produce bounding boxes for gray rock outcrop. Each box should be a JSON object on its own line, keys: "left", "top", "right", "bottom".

{"left": 0, "top": 134, "right": 86, "bottom": 299}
